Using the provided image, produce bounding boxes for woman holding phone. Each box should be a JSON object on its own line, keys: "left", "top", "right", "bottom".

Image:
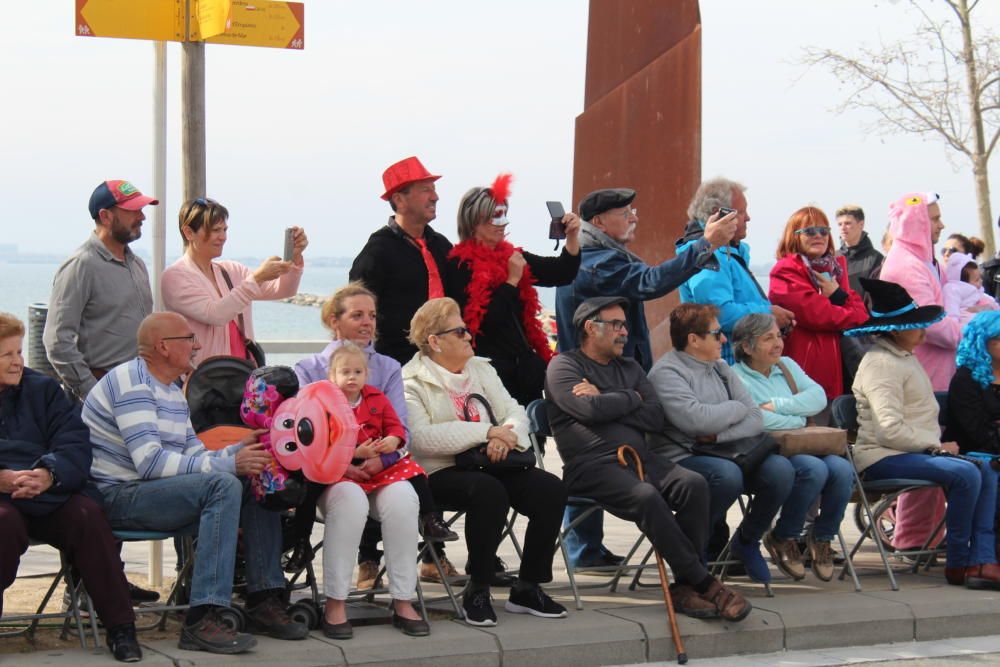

{"left": 162, "top": 198, "right": 308, "bottom": 368}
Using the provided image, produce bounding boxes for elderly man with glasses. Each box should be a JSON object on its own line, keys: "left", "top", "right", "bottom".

{"left": 553, "top": 187, "right": 737, "bottom": 572}
{"left": 83, "top": 312, "right": 308, "bottom": 655}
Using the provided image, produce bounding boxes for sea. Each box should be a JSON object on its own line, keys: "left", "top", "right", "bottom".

{"left": 0, "top": 258, "right": 557, "bottom": 368}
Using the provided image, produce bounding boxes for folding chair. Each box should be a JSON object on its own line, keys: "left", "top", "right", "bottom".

{"left": 113, "top": 529, "right": 197, "bottom": 631}
{"left": 830, "top": 394, "right": 946, "bottom": 591}
{"left": 526, "top": 399, "right": 648, "bottom": 609}
{"left": 0, "top": 541, "right": 98, "bottom": 648}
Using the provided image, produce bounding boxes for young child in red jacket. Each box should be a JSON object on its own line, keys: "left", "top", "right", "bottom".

{"left": 286, "top": 343, "right": 456, "bottom": 571}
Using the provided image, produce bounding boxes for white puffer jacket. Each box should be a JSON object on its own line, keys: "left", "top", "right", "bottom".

{"left": 403, "top": 354, "right": 530, "bottom": 475}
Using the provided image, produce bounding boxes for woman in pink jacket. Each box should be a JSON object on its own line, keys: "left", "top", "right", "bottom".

{"left": 878, "top": 192, "right": 960, "bottom": 553}
{"left": 161, "top": 198, "right": 307, "bottom": 368}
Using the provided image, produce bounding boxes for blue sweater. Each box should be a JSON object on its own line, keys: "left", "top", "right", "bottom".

{"left": 731, "top": 357, "right": 827, "bottom": 430}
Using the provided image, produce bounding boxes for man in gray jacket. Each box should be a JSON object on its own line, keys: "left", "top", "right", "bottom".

{"left": 546, "top": 297, "right": 751, "bottom": 621}
{"left": 648, "top": 303, "right": 795, "bottom": 584}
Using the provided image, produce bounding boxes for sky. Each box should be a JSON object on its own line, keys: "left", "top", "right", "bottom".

{"left": 1, "top": 1, "right": 999, "bottom": 264}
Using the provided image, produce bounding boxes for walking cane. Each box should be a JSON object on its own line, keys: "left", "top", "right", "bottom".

{"left": 617, "top": 444, "right": 688, "bottom": 665}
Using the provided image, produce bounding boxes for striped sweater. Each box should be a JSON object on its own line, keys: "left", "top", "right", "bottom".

{"left": 83, "top": 358, "right": 239, "bottom": 490}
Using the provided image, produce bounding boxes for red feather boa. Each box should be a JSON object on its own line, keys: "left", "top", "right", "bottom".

{"left": 449, "top": 240, "right": 554, "bottom": 364}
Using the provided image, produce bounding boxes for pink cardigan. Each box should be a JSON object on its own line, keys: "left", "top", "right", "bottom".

{"left": 161, "top": 254, "right": 302, "bottom": 367}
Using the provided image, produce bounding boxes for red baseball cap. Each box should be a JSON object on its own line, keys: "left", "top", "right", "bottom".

{"left": 88, "top": 180, "right": 159, "bottom": 219}
{"left": 380, "top": 156, "right": 440, "bottom": 201}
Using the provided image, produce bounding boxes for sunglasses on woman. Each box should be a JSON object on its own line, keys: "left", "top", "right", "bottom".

{"left": 794, "top": 226, "right": 830, "bottom": 237}
{"left": 433, "top": 327, "right": 473, "bottom": 338}
{"left": 701, "top": 328, "right": 723, "bottom": 341}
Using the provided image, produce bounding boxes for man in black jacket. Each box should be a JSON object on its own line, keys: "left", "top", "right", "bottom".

{"left": 349, "top": 156, "right": 454, "bottom": 365}
{"left": 836, "top": 204, "right": 883, "bottom": 300}
{"left": 545, "top": 297, "right": 751, "bottom": 622}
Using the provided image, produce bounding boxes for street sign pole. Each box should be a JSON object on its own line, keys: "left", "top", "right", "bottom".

{"left": 182, "top": 39, "right": 207, "bottom": 202}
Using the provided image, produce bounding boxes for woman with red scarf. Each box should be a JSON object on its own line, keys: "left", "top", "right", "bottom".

{"left": 768, "top": 206, "right": 870, "bottom": 405}
{"left": 448, "top": 174, "right": 581, "bottom": 406}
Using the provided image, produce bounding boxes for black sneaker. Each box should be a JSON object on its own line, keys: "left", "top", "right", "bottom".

{"left": 246, "top": 597, "right": 309, "bottom": 640}
{"left": 504, "top": 586, "right": 568, "bottom": 619}
{"left": 462, "top": 588, "right": 497, "bottom": 627}
{"left": 179, "top": 608, "right": 258, "bottom": 654}
{"left": 464, "top": 557, "right": 516, "bottom": 587}
{"left": 420, "top": 513, "right": 459, "bottom": 542}
{"left": 127, "top": 581, "right": 161, "bottom": 603}
{"left": 106, "top": 623, "right": 142, "bottom": 663}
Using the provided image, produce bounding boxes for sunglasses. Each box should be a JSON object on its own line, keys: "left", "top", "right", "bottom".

{"left": 941, "top": 247, "right": 960, "bottom": 256}
{"left": 794, "top": 226, "right": 830, "bottom": 237}
{"left": 193, "top": 197, "right": 218, "bottom": 207}
{"left": 433, "top": 327, "right": 473, "bottom": 339}
{"left": 701, "top": 328, "right": 723, "bottom": 341}
{"left": 591, "top": 318, "right": 628, "bottom": 332}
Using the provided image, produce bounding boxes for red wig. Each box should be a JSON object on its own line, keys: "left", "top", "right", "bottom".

{"left": 775, "top": 206, "right": 834, "bottom": 259}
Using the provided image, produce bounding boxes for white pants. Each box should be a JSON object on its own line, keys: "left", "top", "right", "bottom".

{"left": 319, "top": 480, "right": 419, "bottom": 601}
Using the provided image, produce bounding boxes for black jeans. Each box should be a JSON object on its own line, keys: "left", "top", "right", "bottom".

{"left": 428, "top": 466, "right": 567, "bottom": 587}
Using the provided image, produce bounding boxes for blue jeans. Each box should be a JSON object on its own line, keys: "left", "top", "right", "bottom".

{"left": 864, "top": 453, "right": 998, "bottom": 568}
{"left": 678, "top": 453, "right": 794, "bottom": 542}
{"left": 561, "top": 506, "right": 609, "bottom": 567}
{"left": 774, "top": 455, "right": 854, "bottom": 542}
{"left": 101, "top": 472, "right": 286, "bottom": 608}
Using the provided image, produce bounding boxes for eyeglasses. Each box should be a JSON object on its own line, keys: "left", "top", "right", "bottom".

{"left": 592, "top": 318, "right": 627, "bottom": 332}
{"left": 433, "top": 327, "right": 473, "bottom": 338}
{"left": 619, "top": 208, "right": 638, "bottom": 220}
{"left": 162, "top": 334, "right": 197, "bottom": 343}
{"left": 794, "top": 226, "right": 830, "bottom": 237}
{"left": 700, "top": 328, "right": 724, "bottom": 341}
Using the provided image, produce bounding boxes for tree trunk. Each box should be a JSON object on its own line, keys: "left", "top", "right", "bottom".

{"left": 954, "top": 0, "right": 995, "bottom": 256}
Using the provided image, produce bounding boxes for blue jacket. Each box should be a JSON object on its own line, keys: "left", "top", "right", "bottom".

{"left": 731, "top": 358, "right": 827, "bottom": 430}
{"left": 556, "top": 235, "right": 716, "bottom": 371}
{"left": 0, "top": 368, "right": 98, "bottom": 515}
{"left": 677, "top": 222, "right": 771, "bottom": 364}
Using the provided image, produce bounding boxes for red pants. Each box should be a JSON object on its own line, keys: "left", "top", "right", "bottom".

{"left": 0, "top": 494, "right": 134, "bottom": 628}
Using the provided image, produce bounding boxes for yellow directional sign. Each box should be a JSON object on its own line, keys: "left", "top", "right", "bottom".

{"left": 190, "top": 0, "right": 232, "bottom": 40}
{"left": 205, "top": 0, "right": 304, "bottom": 50}
{"left": 76, "top": 0, "right": 185, "bottom": 42}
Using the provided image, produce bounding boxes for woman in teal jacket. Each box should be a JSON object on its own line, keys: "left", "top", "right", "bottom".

{"left": 730, "top": 312, "right": 853, "bottom": 582}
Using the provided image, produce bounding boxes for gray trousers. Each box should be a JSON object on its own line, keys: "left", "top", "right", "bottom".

{"left": 567, "top": 455, "right": 711, "bottom": 586}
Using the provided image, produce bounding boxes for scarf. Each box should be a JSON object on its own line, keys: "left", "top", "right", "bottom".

{"left": 580, "top": 220, "right": 645, "bottom": 263}
{"left": 448, "top": 240, "right": 554, "bottom": 363}
{"left": 800, "top": 252, "right": 843, "bottom": 291}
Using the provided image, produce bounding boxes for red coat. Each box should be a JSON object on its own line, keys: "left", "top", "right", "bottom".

{"left": 349, "top": 385, "right": 424, "bottom": 494}
{"left": 768, "top": 255, "right": 869, "bottom": 400}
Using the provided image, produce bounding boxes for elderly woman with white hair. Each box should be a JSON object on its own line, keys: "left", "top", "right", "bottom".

{"left": 403, "top": 297, "right": 568, "bottom": 627}
{"left": 730, "top": 312, "right": 854, "bottom": 582}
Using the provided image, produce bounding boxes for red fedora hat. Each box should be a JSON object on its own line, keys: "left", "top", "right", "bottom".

{"left": 380, "top": 156, "right": 441, "bottom": 200}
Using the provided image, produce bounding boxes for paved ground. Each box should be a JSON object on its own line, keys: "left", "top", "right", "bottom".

{"left": 4, "top": 449, "right": 996, "bottom": 666}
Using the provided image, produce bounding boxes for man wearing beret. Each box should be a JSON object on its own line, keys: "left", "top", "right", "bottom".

{"left": 350, "top": 156, "right": 454, "bottom": 365}
{"left": 545, "top": 297, "right": 751, "bottom": 622}
{"left": 554, "top": 187, "right": 736, "bottom": 571}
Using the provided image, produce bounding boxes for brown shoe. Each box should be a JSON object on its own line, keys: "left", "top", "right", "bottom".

{"left": 806, "top": 533, "right": 835, "bottom": 582}
{"left": 669, "top": 584, "right": 718, "bottom": 619}
{"left": 704, "top": 580, "right": 752, "bottom": 622}
{"left": 246, "top": 597, "right": 309, "bottom": 640}
{"left": 419, "top": 555, "right": 462, "bottom": 584}
{"left": 763, "top": 530, "right": 805, "bottom": 581}
{"left": 965, "top": 563, "right": 1000, "bottom": 591}
{"left": 944, "top": 566, "right": 967, "bottom": 586}
{"left": 356, "top": 560, "right": 381, "bottom": 591}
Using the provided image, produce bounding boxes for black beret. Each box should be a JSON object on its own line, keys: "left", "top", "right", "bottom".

{"left": 579, "top": 188, "right": 637, "bottom": 221}
{"left": 572, "top": 296, "right": 630, "bottom": 330}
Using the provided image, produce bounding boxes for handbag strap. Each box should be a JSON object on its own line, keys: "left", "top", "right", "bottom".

{"left": 463, "top": 393, "right": 499, "bottom": 426}
{"left": 217, "top": 266, "right": 247, "bottom": 338}
{"left": 775, "top": 360, "right": 798, "bottom": 394}
{"left": 712, "top": 365, "right": 733, "bottom": 400}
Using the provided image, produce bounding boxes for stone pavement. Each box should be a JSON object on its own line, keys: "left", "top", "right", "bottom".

{"left": 5, "top": 449, "right": 999, "bottom": 666}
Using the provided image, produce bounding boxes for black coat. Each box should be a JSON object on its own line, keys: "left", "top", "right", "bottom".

{"left": 349, "top": 219, "right": 454, "bottom": 366}
{"left": 450, "top": 247, "right": 580, "bottom": 406}
{"left": 947, "top": 366, "right": 1000, "bottom": 455}
{"left": 0, "top": 368, "right": 98, "bottom": 515}
{"left": 838, "top": 232, "right": 883, "bottom": 300}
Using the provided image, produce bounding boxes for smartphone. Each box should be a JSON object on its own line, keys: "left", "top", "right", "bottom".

{"left": 718, "top": 207, "right": 736, "bottom": 216}
{"left": 282, "top": 228, "right": 296, "bottom": 262}
{"left": 547, "top": 201, "right": 566, "bottom": 240}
